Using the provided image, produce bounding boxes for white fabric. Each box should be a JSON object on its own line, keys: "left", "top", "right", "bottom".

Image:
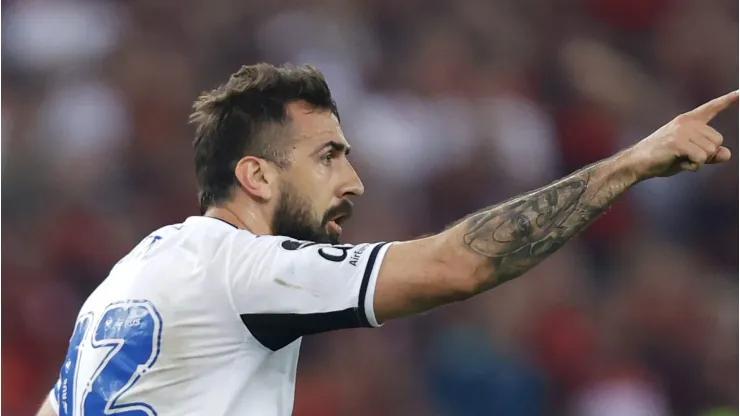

{"left": 48, "top": 216, "right": 391, "bottom": 416}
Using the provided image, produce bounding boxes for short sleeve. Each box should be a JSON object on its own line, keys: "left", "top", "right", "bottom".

{"left": 226, "top": 235, "right": 392, "bottom": 350}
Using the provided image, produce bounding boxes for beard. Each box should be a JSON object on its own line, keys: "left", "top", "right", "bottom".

{"left": 271, "top": 182, "right": 353, "bottom": 245}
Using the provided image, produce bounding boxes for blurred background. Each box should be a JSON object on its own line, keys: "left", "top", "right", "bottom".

{"left": 2, "top": 0, "right": 738, "bottom": 414}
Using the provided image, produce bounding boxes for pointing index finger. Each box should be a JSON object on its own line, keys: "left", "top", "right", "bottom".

{"left": 685, "top": 90, "right": 739, "bottom": 123}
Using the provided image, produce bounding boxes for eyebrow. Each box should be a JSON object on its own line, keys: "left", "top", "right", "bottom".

{"left": 314, "top": 140, "right": 351, "bottom": 156}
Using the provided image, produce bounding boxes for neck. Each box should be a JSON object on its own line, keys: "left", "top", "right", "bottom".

{"left": 204, "top": 204, "right": 273, "bottom": 235}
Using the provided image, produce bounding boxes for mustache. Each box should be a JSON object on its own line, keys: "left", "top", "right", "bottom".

{"left": 324, "top": 199, "right": 354, "bottom": 224}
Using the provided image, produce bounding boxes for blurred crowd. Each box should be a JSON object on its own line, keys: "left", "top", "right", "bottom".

{"left": 2, "top": 0, "right": 738, "bottom": 415}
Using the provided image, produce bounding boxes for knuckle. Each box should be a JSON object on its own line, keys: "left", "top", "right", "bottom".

{"left": 689, "top": 150, "right": 706, "bottom": 162}
{"left": 673, "top": 125, "right": 692, "bottom": 138}
{"left": 701, "top": 140, "right": 718, "bottom": 153}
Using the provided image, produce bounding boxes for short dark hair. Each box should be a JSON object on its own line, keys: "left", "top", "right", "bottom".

{"left": 190, "top": 63, "right": 339, "bottom": 214}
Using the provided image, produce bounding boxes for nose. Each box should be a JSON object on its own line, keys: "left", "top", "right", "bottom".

{"left": 340, "top": 160, "right": 364, "bottom": 198}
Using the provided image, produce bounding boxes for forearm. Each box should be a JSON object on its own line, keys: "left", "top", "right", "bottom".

{"left": 443, "top": 150, "right": 639, "bottom": 291}
{"left": 376, "top": 91, "right": 737, "bottom": 322}
{"left": 374, "top": 151, "right": 639, "bottom": 322}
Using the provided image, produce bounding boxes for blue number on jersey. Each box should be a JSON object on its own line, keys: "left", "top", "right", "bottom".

{"left": 57, "top": 300, "right": 163, "bottom": 415}
{"left": 59, "top": 313, "right": 92, "bottom": 416}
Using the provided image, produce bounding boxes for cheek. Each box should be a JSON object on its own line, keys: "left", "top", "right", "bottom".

{"left": 313, "top": 164, "right": 341, "bottom": 193}
{"left": 297, "top": 181, "right": 331, "bottom": 219}
{"left": 313, "top": 162, "right": 334, "bottom": 178}
{"left": 289, "top": 166, "right": 337, "bottom": 217}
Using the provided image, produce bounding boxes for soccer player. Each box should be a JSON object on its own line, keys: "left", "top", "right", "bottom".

{"left": 37, "top": 64, "right": 736, "bottom": 416}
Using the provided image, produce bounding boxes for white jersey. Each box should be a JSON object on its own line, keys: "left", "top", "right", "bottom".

{"left": 48, "top": 216, "right": 391, "bottom": 416}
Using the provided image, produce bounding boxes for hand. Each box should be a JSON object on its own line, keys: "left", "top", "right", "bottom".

{"left": 626, "top": 90, "right": 738, "bottom": 180}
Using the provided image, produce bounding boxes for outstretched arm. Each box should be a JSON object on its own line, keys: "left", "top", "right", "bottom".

{"left": 373, "top": 90, "right": 738, "bottom": 322}
{"left": 375, "top": 151, "right": 636, "bottom": 320}
{"left": 457, "top": 153, "right": 632, "bottom": 286}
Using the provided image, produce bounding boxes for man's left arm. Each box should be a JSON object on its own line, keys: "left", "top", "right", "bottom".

{"left": 35, "top": 396, "right": 58, "bottom": 416}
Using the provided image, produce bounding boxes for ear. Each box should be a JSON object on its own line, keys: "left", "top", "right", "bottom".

{"left": 234, "top": 156, "right": 276, "bottom": 202}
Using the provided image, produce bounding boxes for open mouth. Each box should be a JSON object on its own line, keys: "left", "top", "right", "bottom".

{"left": 329, "top": 213, "right": 348, "bottom": 226}
{"left": 326, "top": 200, "right": 353, "bottom": 234}
{"left": 326, "top": 212, "right": 351, "bottom": 235}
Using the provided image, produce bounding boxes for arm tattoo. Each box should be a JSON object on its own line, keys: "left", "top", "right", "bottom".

{"left": 462, "top": 159, "right": 634, "bottom": 286}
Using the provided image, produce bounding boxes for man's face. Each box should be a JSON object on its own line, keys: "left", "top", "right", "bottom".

{"left": 270, "top": 101, "right": 364, "bottom": 244}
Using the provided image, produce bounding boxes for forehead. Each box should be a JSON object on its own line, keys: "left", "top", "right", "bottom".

{"left": 285, "top": 101, "right": 347, "bottom": 148}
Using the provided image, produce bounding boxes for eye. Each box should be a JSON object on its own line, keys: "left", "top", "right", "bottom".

{"left": 321, "top": 152, "right": 334, "bottom": 165}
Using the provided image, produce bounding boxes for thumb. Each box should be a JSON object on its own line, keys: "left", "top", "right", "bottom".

{"left": 707, "top": 146, "right": 732, "bottom": 164}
